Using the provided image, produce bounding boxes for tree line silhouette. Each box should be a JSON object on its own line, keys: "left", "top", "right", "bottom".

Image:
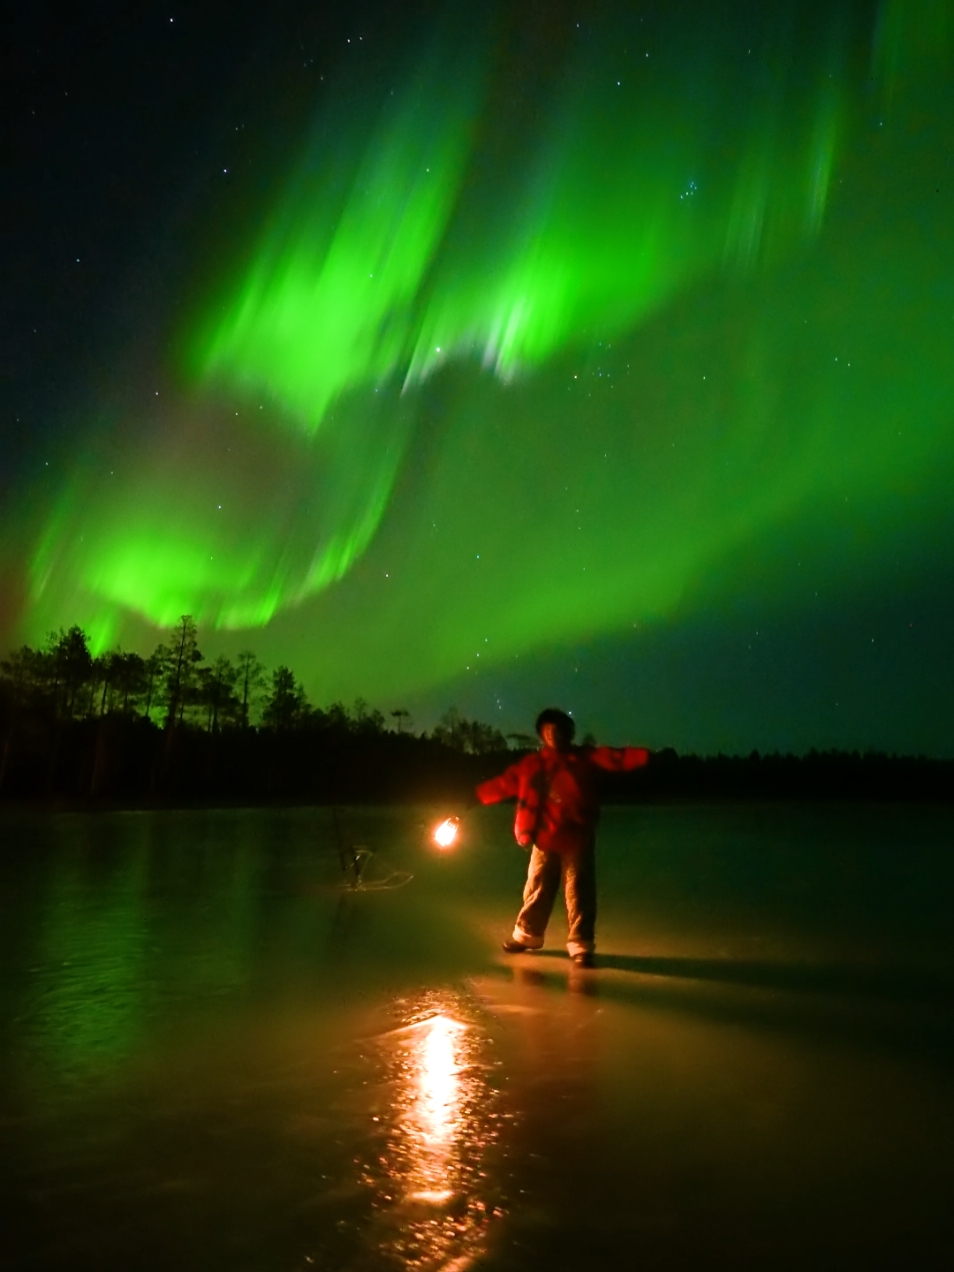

{"left": 1, "top": 617, "right": 951, "bottom": 805}
{"left": 0, "top": 617, "right": 510, "bottom": 803}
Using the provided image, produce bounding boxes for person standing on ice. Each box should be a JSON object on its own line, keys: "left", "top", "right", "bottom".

{"left": 475, "top": 707, "right": 650, "bottom": 968}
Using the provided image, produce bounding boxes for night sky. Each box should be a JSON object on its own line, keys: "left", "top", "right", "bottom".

{"left": 4, "top": 0, "right": 954, "bottom": 755}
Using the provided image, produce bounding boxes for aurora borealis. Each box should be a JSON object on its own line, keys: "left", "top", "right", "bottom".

{"left": 5, "top": 0, "right": 954, "bottom": 752}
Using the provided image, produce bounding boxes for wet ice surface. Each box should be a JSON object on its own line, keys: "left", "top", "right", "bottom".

{"left": 1, "top": 803, "right": 953, "bottom": 1270}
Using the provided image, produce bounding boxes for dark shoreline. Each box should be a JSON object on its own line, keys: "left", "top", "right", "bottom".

{"left": 1, "top": 729, "right": 951, "bottom": 813}
{"left": 6, "top": 626, "right": 951, "bottom": 809}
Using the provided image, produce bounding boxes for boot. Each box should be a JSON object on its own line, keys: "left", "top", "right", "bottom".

{"left": 502, "top": 938, "right": 535, "bottom": 953}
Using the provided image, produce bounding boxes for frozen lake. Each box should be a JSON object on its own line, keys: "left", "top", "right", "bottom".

{"left": 2, "top": 803, "right": 953, "bottom": 1269}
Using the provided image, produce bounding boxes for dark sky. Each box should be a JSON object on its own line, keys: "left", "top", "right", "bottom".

{"left": 3, "top": 2, "right": 376, "bottom": 454}
{"left": 3, "top": 1, "right": 953, "bottom": 754}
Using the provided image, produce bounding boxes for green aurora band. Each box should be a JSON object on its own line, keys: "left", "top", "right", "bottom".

{"left": 23, "top": 0, "right": 954, "bottom": 712}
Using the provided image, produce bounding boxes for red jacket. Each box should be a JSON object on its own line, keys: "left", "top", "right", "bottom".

{"left": 476, "top": 745, "right": 650, "bottom": 855}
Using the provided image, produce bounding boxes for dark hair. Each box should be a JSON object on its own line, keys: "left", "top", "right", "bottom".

{"left": 535, "top": 708, "right": 576, "bottom": 742}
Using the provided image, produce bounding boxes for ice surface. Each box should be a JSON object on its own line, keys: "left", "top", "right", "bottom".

{"left": 1, "top": 803, "right": 953, "bottom": 1269}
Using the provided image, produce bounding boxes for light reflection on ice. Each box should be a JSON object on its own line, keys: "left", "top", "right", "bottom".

{"left": 359, "top": 994, "right": 503, "bottom": 1270}
{"left": 414, "top": 1014, "right": 462, "bottom": 1153}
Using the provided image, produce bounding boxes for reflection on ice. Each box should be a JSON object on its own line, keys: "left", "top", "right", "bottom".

{"left": 414, "top": 1014, "right": 462, "bottom": 1155}
{"left": 360, "top": 994, "right": 503, "bottom": 1270}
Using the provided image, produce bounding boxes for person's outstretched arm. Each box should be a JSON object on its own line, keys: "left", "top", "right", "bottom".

{"left": 589, "top": 746, "right": 651, "bottom": 772}
{"left": 475, "top": 762, "right": 523, "bottom": 805}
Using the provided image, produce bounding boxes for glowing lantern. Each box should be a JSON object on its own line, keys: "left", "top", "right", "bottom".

{"left": 434, "top": 817, "right": 460, "bottom": 849}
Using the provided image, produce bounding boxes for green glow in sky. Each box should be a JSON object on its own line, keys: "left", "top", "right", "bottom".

{"left": 193, "top": 36, "right": 483, "bottom": 431}
{"left": 22, "top": 1, "right": 954, "bottom": 739}
{"left": 196, "top": 6, "right": 844, "bottom": 407}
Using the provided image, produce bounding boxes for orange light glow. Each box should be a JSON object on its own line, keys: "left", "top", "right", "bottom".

{"left": 433, "top": 816, "right": 460, "bottom": 849}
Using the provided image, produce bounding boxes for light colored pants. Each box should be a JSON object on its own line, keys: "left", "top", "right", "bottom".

{"left": 512, "top": 840, "right": 596, "bottom": 957}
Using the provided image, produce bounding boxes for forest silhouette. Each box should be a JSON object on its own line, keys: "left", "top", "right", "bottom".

{"left": 1, "top": 618, "right": 951, "bottom": 806}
